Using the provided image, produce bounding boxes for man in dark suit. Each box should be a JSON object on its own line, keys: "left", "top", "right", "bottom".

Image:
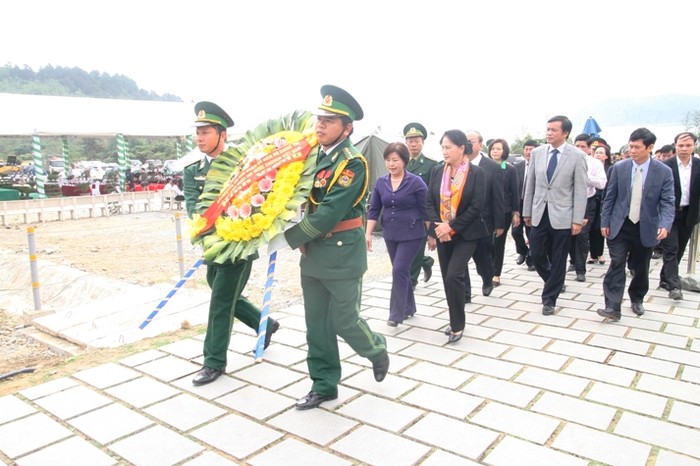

{"left": 597, "top": 128, "right": 675, "bottom": 322}
{"left": 658, "top": 132, "right": 700, "bottom": 300}
{"left": 512, "top": 140, "right": 538, "bottom": 270}
{"left": 463, "top": 130, "right": 505, "bottom": 301}
{"left": 523, "top": 116, "right": 588, "bottom": 315}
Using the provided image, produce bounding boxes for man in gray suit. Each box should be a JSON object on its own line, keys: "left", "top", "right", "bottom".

{"left": 523, "top": 115, "right": 588, "bottom": 315}
{"left": 597, "top": 128, "right": 675, "bottom": 321}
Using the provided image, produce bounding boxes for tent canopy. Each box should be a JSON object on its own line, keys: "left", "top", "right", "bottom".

{"left": 354, "top": 134, "right": 389, "bottom": 192}
{"left": 0, "top": 93, "right": 192, "bottom": 137}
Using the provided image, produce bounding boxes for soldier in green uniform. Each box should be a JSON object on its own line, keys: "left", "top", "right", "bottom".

{"left": 184, "top": 101, "right": 279, "bottom": 386}
{"left": 404, "top": 122, "right": 438, "bottom": 288}
{"left": 276, "top": 85, "right": 390, "bottom": 410}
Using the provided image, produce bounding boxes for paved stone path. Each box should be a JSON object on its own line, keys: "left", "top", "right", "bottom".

{"left": 1, "top": 247, "right": 699, "bottom": 465}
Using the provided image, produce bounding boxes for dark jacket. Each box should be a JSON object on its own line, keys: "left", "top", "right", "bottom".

{"left": 664, "top": 156, "right": 700, "bottom": 227}
{"left": 426, "top": 163, "right": 489, "bottom": 242}
{"left": 475, "top": 155, "right": 506, "bottom": 232}
{"left": 367, "top": 172, "right": 428, "bottom": 242}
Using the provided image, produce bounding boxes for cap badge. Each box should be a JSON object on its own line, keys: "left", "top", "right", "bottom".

{"left": 197, "top": 109, "right": 206, "bottom": 118}
{"left": 323, "top": 95, "right": 333, "bottom": 106}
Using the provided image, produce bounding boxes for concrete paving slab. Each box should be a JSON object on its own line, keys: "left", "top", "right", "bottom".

{"left": 331, "top": 425, "right": 431, "bottom": 465}
{"left": 404, "top": 413, "right": 498, "bottom": 460}
{"left": 248, "top": 438, "right": 351, "bottom": 466}
{"left": 0, "top": 413, "right": 72, "bottom": 459}
{"left": 109, "top": 425, "right": 204, "bottom": 466}
{"left": 144, "top": 392, "right": 227, "bottom": 431}
{"left": 0, "top": 395, "right": 36, "bottom": 425}
{"left": 68, "top": 402, "right": 153, "bottom": 444}
{"left": 15, "top": 436, "right": 117, "bottom": 466}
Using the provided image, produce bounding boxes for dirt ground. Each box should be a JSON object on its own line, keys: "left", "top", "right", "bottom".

{"left": 0, "top": 211, "right": 397, "bottom": 395}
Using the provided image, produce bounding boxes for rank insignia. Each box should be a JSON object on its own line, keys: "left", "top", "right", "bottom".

{"left": 338, "top": 169, "right": 355, "bottom": 187}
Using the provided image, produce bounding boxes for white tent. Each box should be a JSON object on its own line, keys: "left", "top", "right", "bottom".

{"left": 0, "top": 93, "right": 192, "bottom": 137}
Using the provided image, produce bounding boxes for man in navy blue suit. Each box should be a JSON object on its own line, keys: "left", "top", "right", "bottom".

{"left": 597, "top": 128, "right": 675, "bottom": 322}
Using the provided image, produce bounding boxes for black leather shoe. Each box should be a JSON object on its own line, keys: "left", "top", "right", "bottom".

{"left": 527, "top": 265, "right": 536, "bottom": 271}
{"left": 669, "top": 289, "right": 683, "bottom": 301}
{"left": 542, "top": 305, "right": 555, "bottom": 316}
{"left": 597, "top": 307, "right": 621, "bottom": 321}
{"left": 264, "top": 321, "right": 280, "bottom": 349}
{"left": 652, "top": 250, "right": 662, "bottom": 260}
{"left": 561, "top": 285, "right": 567, "bottom": 293}
{"left": 464, "top": 294, "right": 472, "bottom": 304}
{"left": 447, "top": 331, "right": 463, "bottom": 343}
{"left": 387, "top": 320, "right": 398, "bottom": 327}
{"left": 443, "top": 326, "right": 452, "bottom": 336}
{"left": 372, "top": 352, "right": 390, "bottom": 382}
{"left": 295, "top": 391, "right": 337, "bottom": 410}
{"left": 482, "top": 284, "right": 494, "bottom": 296}
{"left": 658, "top": 281, "right": 670, "bottom": 291}
{"left": 422, "top": 264, "right": 432, "bottom": 282}
{"left": 567, "top": 264, "right": 576, "bottom": 273}
{"left": 576, "top": 273, "right": 586, "bottom": 282}
{"left": 516, "top": 254, "right": 526, "bottom": 265}
{"left": 631, "top": 302, "right": 646, "bottom": 315}
{"left": 192, "top": 367, "right": 222, "bottom": 386}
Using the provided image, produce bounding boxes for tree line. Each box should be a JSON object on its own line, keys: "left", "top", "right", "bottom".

{"left": 0, "top": 64, "right": 183, "bottom": 164}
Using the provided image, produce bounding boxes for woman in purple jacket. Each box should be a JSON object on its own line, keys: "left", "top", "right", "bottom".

{"left": 366, "top": 142, "right": 429, "bottom": 326}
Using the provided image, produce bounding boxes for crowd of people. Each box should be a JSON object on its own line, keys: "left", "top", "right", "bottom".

{"left": 366, "top": 116, "right": 698, "bottom": 335}
{"left": 181, "top": 86, "right": 698, "bottom": 412}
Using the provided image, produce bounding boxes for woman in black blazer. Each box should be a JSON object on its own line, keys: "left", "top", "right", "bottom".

{"left": 426, "top": 130, "right": 489, "bottom": 343}
{"left": 487, "top": 139, "right": 519, "bottom": 286}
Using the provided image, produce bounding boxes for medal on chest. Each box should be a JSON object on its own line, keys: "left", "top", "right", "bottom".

{"left": 314, "top": 169, "right": 332, "bottom": 188}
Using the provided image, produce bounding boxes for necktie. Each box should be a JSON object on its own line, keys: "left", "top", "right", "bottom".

{"left": 546, "top": 149, "right": 559, "bottom": 182}
{"left": 629, "top": 166, "right": 643, "bottom": 223}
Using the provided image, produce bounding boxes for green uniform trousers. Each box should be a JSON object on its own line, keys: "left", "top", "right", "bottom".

{"left": 203, "top": 259, "right": 276, "bottom": 371}
{"left": 301, "top": 274, "right": 386, "bottom": 396}
{"left": 409, "top": 235, "right": 434, "bottom": 286}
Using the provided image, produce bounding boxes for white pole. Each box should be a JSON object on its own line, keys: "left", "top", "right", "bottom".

{"left": 27, "top": 226, "right": 41, "bottom": 310}
{"left": 174, "top": 212, "right": 185, "bottom": 278}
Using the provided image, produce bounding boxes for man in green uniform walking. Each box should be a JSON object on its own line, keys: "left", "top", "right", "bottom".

{"left": 184, "top": 101, "right": 279, "bottom": 386}
{"left": 404, "top": 122, "right": 437, "bottom": 289}
{"left": 274, "top": 85, "right": 389, "bottom": 410}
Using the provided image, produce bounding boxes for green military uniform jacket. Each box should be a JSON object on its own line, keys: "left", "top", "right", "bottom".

{"left": 286, "top": 137, "right": 368, "bottom": 279}
{"left": 407, "top": 153, "right": 438, "bottom": 187}
{"left": 183, "top": 155, "right": 211, "bottom": 219}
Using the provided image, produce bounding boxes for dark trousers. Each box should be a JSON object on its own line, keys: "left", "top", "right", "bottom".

{"left": 493, "top": 213, "right": 513, "bottom": 276}
{"left": 512, "top": 200, "right": 531, "bottom": 262}
{"left": 204, "top": 260, "right": 277, "bottom": 371}
{"left": 437, "top": 237, "right": 478, "bottom": 333}
{"left": 301, "top": 275, "right": 387, "bottom": 396}
{"left": 569, "top": 196, "right": 597, "bottom": 274}
{"left": 529, "top": 208, "right": 571, "bottom": 306}
{"left": 464, "top": 234, "right": 495, "bottom": 296}
{"left": 603, "top": 219, "right": 653, "bottom": 310}
{"left": 660, "top": 211, "right": 693, "bottom": 290}
{"left": 385, "top": 238, "right": 422, "bottom": 322}
{"left": 409, "top": 235, "right": 434, "bottom": 287}
{"left": 589, "top": 196, "right": 605, "bottom": 259}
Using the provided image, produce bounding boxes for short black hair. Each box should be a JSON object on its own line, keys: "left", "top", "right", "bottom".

{"left": 629, "top": 127, "right": 656, "bottom": 147}
{"left": 383, "top": 142, "right": 410, "bottom": 166}
{"left": 523, "top": 139, "right": 539, "bottom": 148}
{"left": 488, "top": 138, "right": 511, "bottom": 161}
{"left": 548, "top": 115, "right": 573, "bottom": 137}
{"left": 574, "top": 133, "right": 591, "bottom": 145}
{"left": 441, "top": 130, "right": 474, "bottom": 156}
{"left": 658, "top": 144, "right": 675, "bottom": 154}
{"left": 674, "top": 132, "right": 698, "bottom": 144}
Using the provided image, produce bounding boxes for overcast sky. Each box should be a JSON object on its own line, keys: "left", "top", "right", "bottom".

{"left": 2, "top": 0, "right": 697, "bottom": 148}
